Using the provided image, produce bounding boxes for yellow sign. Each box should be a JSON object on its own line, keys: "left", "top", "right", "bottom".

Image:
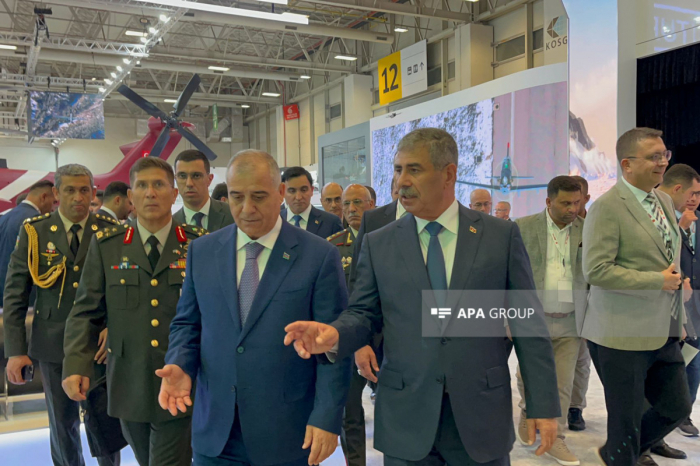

{"left": 378, "top": 51, "right": 402, "bottom": 106}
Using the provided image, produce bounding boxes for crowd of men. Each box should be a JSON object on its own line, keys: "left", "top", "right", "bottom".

{"left": 0, "top": 126, "right": 698, "bottom": 466}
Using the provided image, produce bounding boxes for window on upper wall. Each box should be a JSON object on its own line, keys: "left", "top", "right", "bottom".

{"left": 495, "top": 35, "right": 526, "bottom": 62}
{"left": 329, "top": 103, "right": 342, "bottom": 120}
{"left": 448, "top": 61, "right": 455, "bottom": 80}
{"left": 427, "top": 66, "right": 442, "bottom": 86}
{"left": 533, "top": 28, "right": 544, "bottom": 51}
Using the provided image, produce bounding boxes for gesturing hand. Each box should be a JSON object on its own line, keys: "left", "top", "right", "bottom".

{"left": 156, "top": 364, "right": 192, "bottom": 416}
{"left": 284, "top": 321, "right": 340, "bottom": 359}
{"left": 303, "top": 425, "right": 338, "bottom": 465}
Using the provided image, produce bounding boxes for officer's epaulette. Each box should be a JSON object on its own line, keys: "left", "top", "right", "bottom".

{"left": 326, "top": 229, "right": 348, "bottom": 242}
{"left": 96, "top": 223, "right": 129, "bottom": 242}
{"left": 94, "top": 213, "right": 121, "bottom": 226}
{"left": 180, "top": 224, "right": 209, "bottom": 237}
{"left": 22, "top": 212, "right": 51, "bottom": 225}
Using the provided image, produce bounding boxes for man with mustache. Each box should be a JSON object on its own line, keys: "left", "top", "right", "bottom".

{"left": 173, "top": 150, "right": 234, "bottom": 232}
{"left": 514, "top": 175, "right": 587, "bottom": 465}
{"left": 327, "top": 184, "right": 375, "bottom": 466}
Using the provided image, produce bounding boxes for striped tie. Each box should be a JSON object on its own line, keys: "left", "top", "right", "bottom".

{"left": 646, "top": 193, "right": 680, "bottom": 318}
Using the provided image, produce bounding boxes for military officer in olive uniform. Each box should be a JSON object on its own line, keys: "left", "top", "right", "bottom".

{"left": 328, "top": 184, "right": 375, "bottom": 466}
{"left": 3, "top": 164, "right": 121, "bottom": 466}
{"left": 62, "top": 157, "right": 200, "bottom": 466}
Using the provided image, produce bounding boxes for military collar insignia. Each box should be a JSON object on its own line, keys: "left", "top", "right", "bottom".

{"left": 50, "top": 225, "right": 58, "bottom": 232}
{"left": 176, "top": 225, "right": 187, "bottom": 243}
{"left": 124, "top": 227, "right": 134, "bottom": 244}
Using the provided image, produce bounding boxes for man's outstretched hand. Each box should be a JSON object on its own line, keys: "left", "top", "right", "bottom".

{"left": 284, "top": 321, "right": 340, "bottom": 359}
{"left": 156, "top": 364, "right": 192, "bottom": 416}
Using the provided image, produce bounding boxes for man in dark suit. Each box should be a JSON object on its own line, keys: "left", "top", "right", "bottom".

{"left": 4, "top": 164, "right": 121, "bottom": 466}
{"left": 280, "top": 166, "right": 343, "bottom": 239}
{"left": 172, "top": 149, "right": 234, "bottom": 231}
{"left": 0, "top": 179, "right": 54, "bottom": 303}
{"left": 285, "top": 128, "right": 560, "bottom": 465}
{"left": 158, "top": 150, "right": 351, "bottom": 466}
{"left": 97, "top": 181, "right": 132, "bottom": 222}
{"left": 212, "top": 182, "right": 228, "bottom": 203}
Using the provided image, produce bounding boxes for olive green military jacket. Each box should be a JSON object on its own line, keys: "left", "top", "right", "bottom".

{"left": 327, "top": 228, "right": 356, "bottom": 286}
{"left": 3, "top": 211, "right": 120, "bottom": 363}
{"left": 63, "top": 221, "right": 205, "bottom": 424}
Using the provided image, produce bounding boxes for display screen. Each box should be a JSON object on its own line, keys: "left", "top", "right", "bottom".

{"left": 28, "top": 91, "right": 105, "bottom": 140}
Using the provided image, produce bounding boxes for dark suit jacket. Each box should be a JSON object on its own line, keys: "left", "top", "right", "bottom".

{"left": 280, "top": 205, "right": 343, "bottom": 239}
{"left": 348, "top": 200, "right": 398, "bottom": 293}
{"left": 331, "top": 203, "right": 559, "bottom": 462}
{"left": 680, "top": 212, "right": 700, "bottom": 335}
{"left": 173, "top": 198, "right": 234, "bottom": 232}
{"left": 0, "top": 203, "right": 40, "bottom": 303}
{"left": 165, "top": 221, "right": 351, "bottom": 464}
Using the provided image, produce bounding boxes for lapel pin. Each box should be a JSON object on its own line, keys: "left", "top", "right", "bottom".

{"left": 50, "top": 225, "right": 58, "bottom": 232}
{"left": 91, "top": 224, "right": 98, "bottom": 231}
{"left": 315, "top": 220, "right": 319, "bottom": 224}
{"left": 283, "top": 252, "right": 290, "bottom": 260}
{"left": 469, "top": 226, "right": 477, "bottom": 234}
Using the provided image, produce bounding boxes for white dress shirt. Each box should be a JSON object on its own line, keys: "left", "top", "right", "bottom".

{"left": 544, "top": 209, "right": 575, "bottom": 313}
{"left": 396, "top": 200, "right": 406, "bottom": 220}
{"left": 287, "top": 204, "right": 312, "bottom": 231}
{"left": 236, "top": 216, "right": 283, "bottom": 286}
{"left": 57, "top": 210, "right": 88, "bottom": 245}
{"left": 350, "top": 226, "right": 359, "bottom": 239}
{"left": 136, "top": 219, "right": 172, "bottom": 255}
{"left": 413, "top": 200, "right": 459, "bottom": 287}
{"left": 183, "top": 198, "right": 212, "bottom": 230}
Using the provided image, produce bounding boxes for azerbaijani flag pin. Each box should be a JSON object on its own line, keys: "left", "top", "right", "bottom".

{"left": 283, "top": 252, "right": 290, "bottom": 260}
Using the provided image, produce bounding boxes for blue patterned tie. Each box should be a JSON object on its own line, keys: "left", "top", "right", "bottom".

{"left": 192, "top": 212, "right": 205, "bottom": 228}
{"left": 238, "top": 242, "right": 265, "bottom": 325}
{"left": 425, "top": 222, "right": 447, "bottom": 307}
{"left": 292, "top": 214, "right": 302, "bottom": 227}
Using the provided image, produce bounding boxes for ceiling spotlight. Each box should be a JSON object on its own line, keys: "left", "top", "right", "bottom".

{"left": 160, "top": 14, "right": 170, "bottom": 22}
{"left": 123, "top": 58, "right": 131, "bottom": 64}
{"left": 91, "top": 77, "right": 96, "bottom": 81}
{"left": 463, "top": 0, "right": 478, "bottom": 2}
{"left": 394, "top": 27, "right": 408, "bottom": 32}
{"left": 104, "top": 79, "right": 113, "bottom": 85}
{"left": 334, "top": 55, "right": 358, "bottom": 61}
{"left": 149, "top": 27, "right": 157, "bottom": 34}
{"left": 241, "top": 104, "right": 250, "bottom": 108}
{"left": 125, "top": 30, "right": 147, "bottom": 37}
{"left": 207, "top": 65, "right": 230, "bottom": 71}
{"left": 98, "top": 87, "right": 106, "bottom": 92}
{"left": 662, "top": 26, "right": 670, "bottom": 33}
{"left": 695, "top": 16, "right": 700, "bottom": 23}
{"left": 139, "top": 0, "right": 308, "bottom": 25}
{"left": 140, "top": 37, "right": 148, "bottom": 43}
{"left": 0, "top": 44, "right": 17, "bottom": 50}
{"left": 136, "top": 60, "right": 141, "bottom": 65}
{"left": 116, "top": 65, "right": 123, "bottom": 71}
{"left": 110, "top": 72, "right": 117, "bottom": 78}
{"left": 300, "top": 75, "right": 311, "bottom": 79}
{"left": 164, "top": 98, "right": 178, "bottom": 103}
{"left": 262, "top": 92, "right": 280, "bottom": 97}
{"left": 131, "top": 52, "right": 149, "bottom": 58}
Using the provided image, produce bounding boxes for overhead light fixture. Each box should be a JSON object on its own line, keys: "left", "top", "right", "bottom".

{"left": 160, "top": 14, "right": 170, "bottom": 22}
{"left": 300, "top": 75, "right": 311, "bottom": 79}
{"left": 104, "top": 79, "right": 113, "bottom": 85}
{"left": 394, "top": 27, "right": 408, "bottom": 32}
{"left": 91, "top": 77, "right": 96, "bottom": 81}
{"left": 255, "top": 0, "right": 288, "bottom": 4}
{"left": 136, "top": 60, "right": 141, "bottom": 65}
{"left": 123, "top": 58, "right": 131, "bottom": 64}
{"left": 98, "top": 87, "right": 106, "bottom": 92}
{"left": 140, "top": 37, "right": 148, "bottom": 43}
{"left": 116, "top": 65, "right": 123, "bottom": 71}
{"left": 463, "top": 0, "right": 479, "bottom": 2}
{"left": 221, "top": 136, "right": 232, "bottom": 142}
{"left": 138, "top": 0, "right": 308, "bottom": 25}
{"left": 208, "top": 65, "right": 230, "bottom": 72}
{"left": 149, "top": 27, "right": 157, "bottom": 34}
{"left": 335, "top": 55, "right": 357, "bottom": 61}
{"left": 262, "top": 92, "right": 280, "bottom": 97}
{"left": 110, "top": 72, "right": 117, "bottom": 78}
{"left": 164, "top": 98, "right": 178, "bottom": 103}
{"left": 241, "top": 104, "right": 250, "bottom": 108}
{"left": 0, "top": 44, "right": 17, "bottom": 50}
{"left": 131, "top": 52, "right": 149, "bottom": 58}
{"left": 695, "top": 16, "right": 700, "bottom": 23}
{"left": 125, "top": 30, "right": 147, "bottom": 37}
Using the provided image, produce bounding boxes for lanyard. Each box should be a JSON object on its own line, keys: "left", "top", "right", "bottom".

{"left": 550, "top": 227, "right": 570, "bottom": 271}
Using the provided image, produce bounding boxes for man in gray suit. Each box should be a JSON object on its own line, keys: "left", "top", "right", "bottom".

{"left": 172, "top": 149, "right": 234, "bottom": 231}
{"left": 285, "top": 128, "right": 560, "bottom": 465}
{"left": 582, "top": 127, "right": 692, "bottom": 466}
{"left": 515, "top": 176, "right": 586, "bottom": 466}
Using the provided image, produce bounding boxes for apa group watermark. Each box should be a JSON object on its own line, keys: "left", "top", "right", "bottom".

{"left": 431, "top": 307, "right": 536, "bottom": 320}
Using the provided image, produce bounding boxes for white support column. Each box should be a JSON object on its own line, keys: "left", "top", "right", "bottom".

{"left": 454, "top": 23, "right": 494, "bottom": 91}
{"left": 343, "top": 74, "right": 373, "bottom": 128}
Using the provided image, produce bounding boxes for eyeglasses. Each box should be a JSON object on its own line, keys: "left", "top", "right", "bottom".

{"left": 343, "top": 199, "right": 369, "bottom": 208}
{"left": 627, "top": 150, "right": 672, "bottom": 164}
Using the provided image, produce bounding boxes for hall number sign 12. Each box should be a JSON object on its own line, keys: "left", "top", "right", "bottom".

{"left": 378, "top": 51, "right": 402, "bottom": 106}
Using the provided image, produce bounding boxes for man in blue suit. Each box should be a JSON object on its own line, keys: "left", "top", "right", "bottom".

{"left": 158, "top": 150, "right": 351, "bottom": 466}
{"left": 285, "top": 128, "right": 560, "bottom": 465}
{"left": 280, "top": 167, "right": 343, "bottom": 239}
{"left": 0, "top": 180, "right": 54, "bottom": 303}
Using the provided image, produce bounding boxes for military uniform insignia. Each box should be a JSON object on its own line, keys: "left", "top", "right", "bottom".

{"left": 50, "top": 225, "right": 58, "bottom": 232}
{"left": 42, "top": 242, "right": 59, "bottom": 265}
{"left": 175, "top": 226, "right": 187, "bottom": 243}
{"left": 96, "top": 231, "right": 104, "bottom": 239}
{"left": 173, "top": 249, "right": 181, "bottom": 256}
{"left": 340, "top": 256, "right": 352, "bottom": 270}
{"left": 169, "top": 258, "right": 187, "bottom": 269}
{"left": 124, "top": 227, "right": 134, "bottom": 244}
{"left": 91, "top": 224, "right": 98, "bottom": 231}
{"left": 112, "top": 257, "right": 139, "bottom": 270}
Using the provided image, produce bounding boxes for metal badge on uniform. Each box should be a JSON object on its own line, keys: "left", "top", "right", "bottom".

{"left": 169, "top": 258, "right": 187, "bottom": 269}
{"left": 50, "top": 225, "right": 58, "bottom": 232}
{"left": 42, "top": 242, "right": 59, "bottom": 265}
{"left": 111, "top": 256, "right": 139, "bottom": 270}
{"left": 557, "top": 280, "right": 574, "bottom": 303}
{"left": 283, "top": 252, "right": 290, "bottom": 260}
{"left": 469, "top": 226, "right": 477, "bottom": 234}
{"left": 91, "top": 224, "right": 98, "bottom": 231}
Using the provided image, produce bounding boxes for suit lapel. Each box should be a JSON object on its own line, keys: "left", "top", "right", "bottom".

{"left": 448, "top": 205, "right": 483, "bottom": 293}
{"left": 208, "top": 201, "right": 221, "bottom": 231}
{"left": 48, "top": 212, "right": 72, "bottom": 261}
{"left": 616, "top": 182, "right": 668, "bottom": 258}
{"left": 124, "top": 224, "right": 154, "bottom": 274}
{"left": 173, "top": 208, "right": 186, "bottom": 226}
{"left": 238, "top": 222, "right": 298, "bottom": 343}
{"left": 570, "top": 217, "right": 583, "bottom": 272}
{"left": 536, "top": 210, "right": 548, "bottom": 270}
{"left": 216, "top": 226, "right": 241, "bottom": 332}
{"left": 306, "top": 207, "right": 320, "bottom": 235}
{"left": 153, "top": 223, "right": 182, "bottom": 276}
{"left": 384, "top": 200, "right": 397, "bottom": 221}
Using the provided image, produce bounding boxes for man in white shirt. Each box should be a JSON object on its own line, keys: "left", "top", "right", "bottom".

{"left": 98, "top": 181, "right": 132, "bottom": 221}
{"left": 494, "top": 201, "right": 511, "bottom": 220}
{"left": 173, "top": 149, "right": 234, "bottom": 232}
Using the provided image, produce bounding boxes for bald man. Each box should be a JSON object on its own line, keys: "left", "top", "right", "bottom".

{"left": 470, "top": 189, "right": 492, "bottom": 214}
{"left": 322, "top": 182, "right": 344, "bottom": 220}
{"left": 327, "top": 184, "right": 375, "bottom": 466}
